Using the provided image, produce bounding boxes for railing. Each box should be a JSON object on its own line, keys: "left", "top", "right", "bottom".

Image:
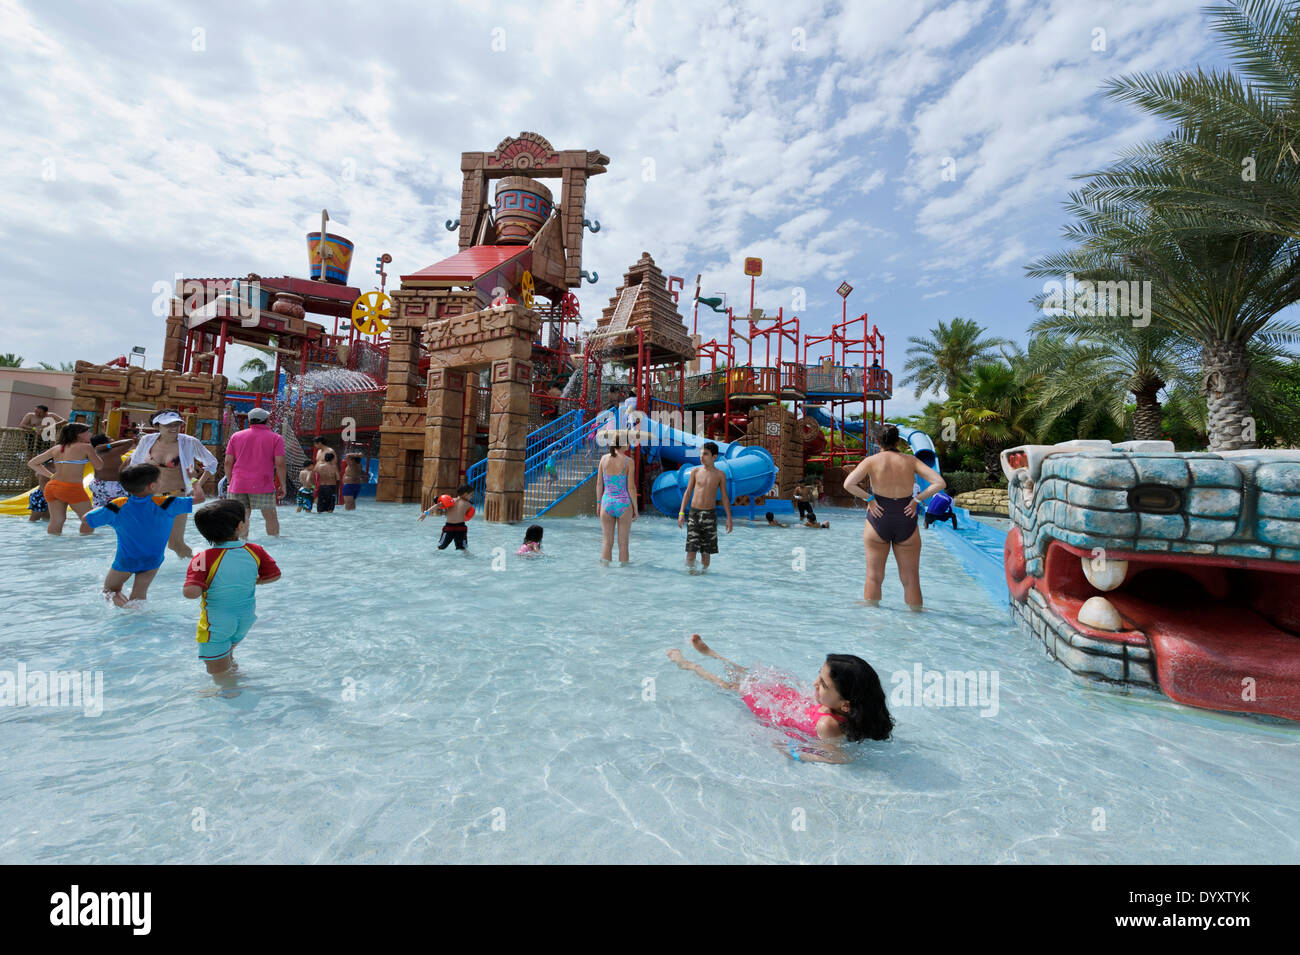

{"left": 780, "top": 362, "right": 806, "bottom": 393}
{"left": 1, "top": 428, "right": 49, "bottom": 492}
{"left": 804, "top": 365, "right": 892, "bottom": 397}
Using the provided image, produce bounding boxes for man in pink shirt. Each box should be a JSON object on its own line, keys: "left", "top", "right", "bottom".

{"left": 223, "top": 407, "right": 286, "bottom": 537}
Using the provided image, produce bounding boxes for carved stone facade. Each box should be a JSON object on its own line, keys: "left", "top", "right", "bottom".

{"left": 592, "top": 252, "right": 695, "bottom": 364}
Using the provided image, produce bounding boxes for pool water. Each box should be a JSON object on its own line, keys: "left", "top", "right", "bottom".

{"left": 1, "top": 503, "right": 1296, "bottom": 863}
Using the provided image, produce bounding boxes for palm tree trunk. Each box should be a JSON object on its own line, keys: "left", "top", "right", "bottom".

{"left": 1131, "top": 387, "right": 1163, "bottom": 441}
{"left": 982, "top": 437, "right": 1000, "bottom": 482}
{"left": 1201, "top": 339, "right": 1254, "bottom": 451}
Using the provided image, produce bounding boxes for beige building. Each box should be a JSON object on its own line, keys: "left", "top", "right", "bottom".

{"left": 0, "top": 369, "right": 74, "bottom": 428}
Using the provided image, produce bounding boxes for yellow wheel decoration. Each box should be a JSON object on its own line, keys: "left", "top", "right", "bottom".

{"left": 520, "top": 270, "right": 535, "bottom": 309}
{"left": 351, "top": 290, "right": 392, "bottom": 335}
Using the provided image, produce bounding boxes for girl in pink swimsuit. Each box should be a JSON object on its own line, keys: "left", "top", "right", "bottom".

{"left": 666, "top": 635, "right": 894, "bottom": 763}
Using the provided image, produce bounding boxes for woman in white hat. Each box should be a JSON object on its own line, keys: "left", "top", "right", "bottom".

{"left": 129, "top": 409, "right": 218, "bottom": 559}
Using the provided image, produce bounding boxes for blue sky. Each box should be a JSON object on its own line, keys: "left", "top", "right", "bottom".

{"left": 0, "top": 0, "right": 1227, "bottom": 416}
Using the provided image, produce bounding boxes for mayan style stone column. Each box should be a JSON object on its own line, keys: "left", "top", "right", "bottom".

{"left": 422, "top": 369, "right": 466, "bottom": 508}
{"left": 484, "top": 356, "right": 532, "bottom": 523}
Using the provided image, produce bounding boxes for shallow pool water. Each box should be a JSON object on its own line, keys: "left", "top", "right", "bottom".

{"left": 1, "top": 503, "right": 1296, "bottom": 863}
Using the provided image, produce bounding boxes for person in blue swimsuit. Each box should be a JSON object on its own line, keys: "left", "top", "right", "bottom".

{"left": 596, "top": 430, "right": 637, "bottom": 564}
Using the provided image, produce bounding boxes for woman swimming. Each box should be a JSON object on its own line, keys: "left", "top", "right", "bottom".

{"left": 27, "top": 422, "right": 103, "bottom": 536}
{"left": 596, "top": 430, "right": 637, "bottom": 564}
{"left": 666, "top": 634, "right": 894, "bottom": 763}
{"left": 841, "top": 424, "right": 945, "bottom": 609}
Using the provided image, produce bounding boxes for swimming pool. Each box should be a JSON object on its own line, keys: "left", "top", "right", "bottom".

{"left": 1, "top": 504, "right": 1296, "bottom": 863}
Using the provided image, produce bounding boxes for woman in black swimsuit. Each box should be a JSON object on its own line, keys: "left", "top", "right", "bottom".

{"left": 842, "top": 425, "right": 946, "bottom": 610}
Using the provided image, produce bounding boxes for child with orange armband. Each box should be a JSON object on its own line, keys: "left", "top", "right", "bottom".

{"left": 418, "top": 483, "right": 475, "bottom": 551}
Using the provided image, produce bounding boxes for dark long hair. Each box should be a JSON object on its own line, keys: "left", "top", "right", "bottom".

{"left": 524, "top": 524, "right": 543, "bottom": 544}
{"left": 879, "top": 424, "right": 900, "bottom": 450}
{"left": 826, "top": 654, "right": 894, "bottom": 742}
{"left": 58, "top": 422, "right": 90, "bottom": 448}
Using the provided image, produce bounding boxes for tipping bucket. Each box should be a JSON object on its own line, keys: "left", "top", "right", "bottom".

{"left": 307, "top": 232, "right": 355, "bottom": 284}
{"left": 494, "top": 176, "right": 553, "bottom": 244}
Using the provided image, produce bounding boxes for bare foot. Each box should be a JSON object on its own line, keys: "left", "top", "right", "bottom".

{"left": 666, "top": 648, "right": 686, "bottom": 666}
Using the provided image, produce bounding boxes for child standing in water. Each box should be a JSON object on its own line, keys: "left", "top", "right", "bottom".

{"left": 84, "top": 463, "right": 193, "bottom": 606}
{"left": 666, "top": 634, "right": 894, "bottom": 763}
{"left": 342, "top": 453, "right": 366, "bottom": 510}
{"left": 677, "top": 442, "right": 732, "bottom": 572}
{"left": 419, "top": 483, "right": 475, "bottom": 551}
{"left": 314, "top": 452, "right": 340, "bottom": 513}
{"left": 295, "top": 467, "right": 315, "bottom": 513}
{"left": 516, "top": 524, "right": 544, "bottom": 557}
{"left": 184, "top": 499, "right": 281, "bottom": 678}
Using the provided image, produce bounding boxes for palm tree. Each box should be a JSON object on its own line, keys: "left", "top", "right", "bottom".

{"left": 941, "top": 361, "right": 1035, "bottom": 480}
{"left": 0, "top": 354, "right": 23, "bottom": 367}
{"left": 900, "top": 317, "right": 1010, "bottom": 400}
{"left": 1035, "top": 0, "right": 1300, "bottom": 449}
{"left": 238, "top": 355, "right": 277, "bottom": 393}
{"left": 1025, "top": 318, "right": 1198, "bottom": 441}
{"left": 38, "top": 361, "right": 76, "bottom": 371}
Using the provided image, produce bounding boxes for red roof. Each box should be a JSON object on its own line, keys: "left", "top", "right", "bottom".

{"left": 402, "top": 245, "right": 527, "bottom": 283}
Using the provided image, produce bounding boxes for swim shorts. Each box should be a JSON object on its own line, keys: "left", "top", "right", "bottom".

{"left": 233, "top": 492, "right": 277, "bottom": 511}
{"left": 198, "top": 612, "right": 255, "bottom": 661}
{"left": 341, "top": 483, "right": 362, "bottom": 498}
{"left": 28, "top": 486, "right": 48, "bottom": 513}
{"left": 686, "top": 508, "right": 718, "bottom": 554}
{"left": 438, "top": 522, "right": 468, "bottom": 550}
{"left": 316, "top": 485, "right": 337, "bottom": 513}
{"left": 90, "top": 479, "right": 125, "bottom": 509}
{"left": 45, "top": 479, "right": 90, "bottom": 505}
{"left": 296, "top": 487, "right": 314, "bottom": 511}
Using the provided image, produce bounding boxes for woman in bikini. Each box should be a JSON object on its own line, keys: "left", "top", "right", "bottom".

{"left": 596, "top": 430, "right": 637, "bottom": 564}
{"left": 27, "top": 422, "right": 103, "bottom": 536}
{"left": 842, "top": 424, "right": 945, "bottom": 610}
{"left": 128, "top": 410, "right": 218, "bottom": 559}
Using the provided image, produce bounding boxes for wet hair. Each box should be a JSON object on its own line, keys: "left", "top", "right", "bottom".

{"left": 324, "top": 452, "right": 335, "bottom": 462}
{"left": 607, "top": 429, "right": 622, "bottom": 452}
{"left": 90, "top": 433, "right": 111, "bottom": 448}
{"left": 765, "top": 511, "right": 775, "bottom": 521}
{"left": 119, "top": 463, "right": 160, "bottom": 495}
{"left": 194, "top": 499, "right": 246, "bottom": 543}
{"left": 456, "top": 483, "right": 472, "bottom": 497}
{"left": 524, "top": 524, "right": 543, "bottom": 544}
{"left": 702, "top": 441, "right": 719, "bottom": 457}
{"left": 314, "top": 436, "right": 329, "bottom": 445}
{"left": 879, "top": 425, "right": 900, "bottom": 449}
{"left": 36, "top": 404, "right": 48, "bottom": 413}
{"left": 825, "top": 654, "right": 894, "bottom": 742}
{"left": 58, "top": 422, "right": 90, "bottom": 447}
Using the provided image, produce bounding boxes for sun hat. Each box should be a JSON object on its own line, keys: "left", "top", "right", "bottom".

{"left": 247, "top": 408, "right": 271, "bottom": 422}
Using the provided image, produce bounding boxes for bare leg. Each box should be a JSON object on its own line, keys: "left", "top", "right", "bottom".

{"left": 103, "top": 569, "right": 132, "bottom": 608}
{"left": 667, "top": 648, "right": 740, "bottom": 692}
{"left": 893, "top": 527, "right": 923, "bottom": 610}
{"left": 600, "top": 509, "right": 616, "bottom": 562}
{"left": 262, "top": 506, "right": 280, "bottom": 537}
{"left": 690, "top": 634, "right": 748, "bottom": 678}
{"left": 686, "top": 549, "right": 697, "bottom": 572}
{"left": 701, "top": 552, "right": 711, "bottom": 570}
{"left": 71, "top": 500, "right": 94, "bottom": 534}
{"left": 128, "top": 568, "right": 160, "bottom": 603}
{"left": 168, "top": 513, "right": 192, "bottom": 559}
{"left": 48, "top": 500, "right": 68, "bottom": 535}
{"left": 616, "top": 509, "right": 633, "bottom": 562}
{"left": 344, "top": 496, "right": 356, "bottom": 511}
{"left": 863, "top": 520, "right": 890, "bottom": 605}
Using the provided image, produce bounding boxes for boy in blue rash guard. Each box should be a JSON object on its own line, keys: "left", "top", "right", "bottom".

{"left": 184, "top": 499, "right": 281, "bottom": 677}
{"left": 923, "top": 490, "right": 958, "bottom": 530}
{"left": 84, "top": 463, "right": 193, "bottom": 607}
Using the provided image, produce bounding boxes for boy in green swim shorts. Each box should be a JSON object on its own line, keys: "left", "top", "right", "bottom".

{"left": 184, "top": 499, "right": 281, "bottom": 677}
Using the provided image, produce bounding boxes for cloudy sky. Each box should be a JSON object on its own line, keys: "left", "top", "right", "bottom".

{"left": 0, "top": 0, "right": 1223, "bottom": 414}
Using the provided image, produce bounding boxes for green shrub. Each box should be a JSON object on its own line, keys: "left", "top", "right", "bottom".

{"left": 940, "top": 470, "right": 997, "bottom": 496}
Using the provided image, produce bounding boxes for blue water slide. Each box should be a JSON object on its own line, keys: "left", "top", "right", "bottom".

{"left": 805, "top": 408, "right": 941, "bottom": 495}
{"left": 626, "top": 407, "right": 778, "bottom": 517}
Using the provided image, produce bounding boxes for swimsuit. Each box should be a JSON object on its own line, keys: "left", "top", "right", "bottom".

{"left": 186, "top": 541, "right": 280, "bottom": 661}
{"left": 600, "top": 471, "right": 631, "bottom": 518}
{"left": 89, "top": 479, "right": 126, "bottom": 508}
{"left": 741, "top": 677, "right": 849, "bottom": 738}
{"left": 866, "top": 494, "right": 918, "bottom": 543}
{"left": 85, "top": 494, "right": 193, "bottom": 573}
{"left": 341, "top": 482, "right": 362, "bottom": 498}
{"left": 516, "top": 543, "right": 541, "bottom": 557}
{"left": 316, "top": 485, "right": 337, "bottom": 512}
{"left": 44, "top": 479, "right": 91, "bottom": 505}
{"left": 28, "top": 485, "right": 47, "bottom": 513}
{"left": 438, "top": 522, "right": 468, "bottom": 550}
{"left": 685, "top": 507, "right": 718, "bottom": 554}
{"left": 296, "top": 486, "right": 314, "bottom": 511}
